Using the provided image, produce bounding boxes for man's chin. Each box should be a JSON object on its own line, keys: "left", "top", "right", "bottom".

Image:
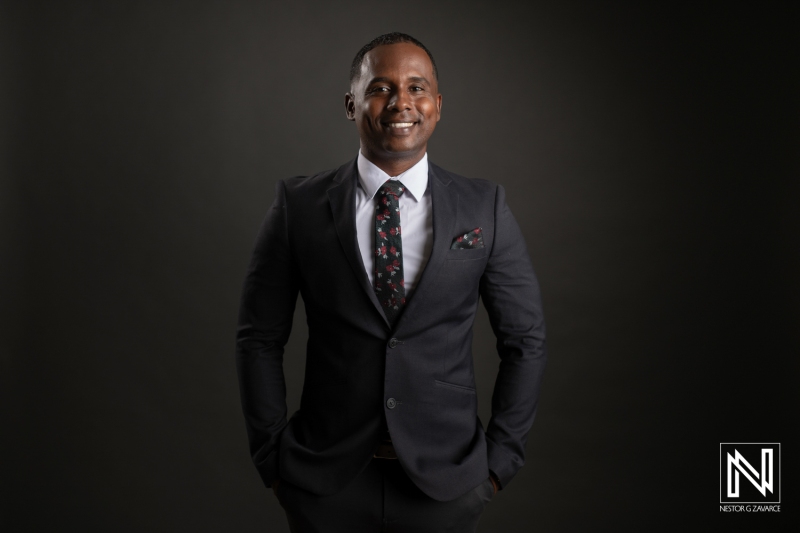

{"left": 379, "top": 142, "right": 426, "bottom": 159}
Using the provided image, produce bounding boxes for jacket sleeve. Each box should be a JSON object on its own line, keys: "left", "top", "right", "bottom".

{"left": 235, "top": 179, "right": 299, "bottom": 488}
{"left": 479, "top": 183, "right": 547, "bottom": 489}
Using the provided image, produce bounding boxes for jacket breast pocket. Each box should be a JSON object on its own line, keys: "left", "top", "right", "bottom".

{"left": 437, "top": 246, "right": 487, "bottom": 300}
{"left": 446, "top": 247, "right": 487, "bottom": 261}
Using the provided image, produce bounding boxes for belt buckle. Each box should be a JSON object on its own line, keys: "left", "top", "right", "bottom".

{"left": 373, "top": 441, "right": 398, "bottom": 460}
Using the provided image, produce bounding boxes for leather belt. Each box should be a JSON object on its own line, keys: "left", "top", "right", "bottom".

{"left": 373, "top": 430, "right": 397, "bottom": 459}
{"left": 373, "top": 441, "right": 397, "bottom": 459}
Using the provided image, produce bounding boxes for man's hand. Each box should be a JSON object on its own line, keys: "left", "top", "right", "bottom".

{"left": 489, "top": 474, "right": 500, "bottom": 495}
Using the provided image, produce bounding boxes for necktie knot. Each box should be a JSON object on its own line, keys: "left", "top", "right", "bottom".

{"left": 379, "top": 180, "right": 406, "bottom": 200}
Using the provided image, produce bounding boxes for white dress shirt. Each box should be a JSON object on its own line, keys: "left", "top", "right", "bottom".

{"left": 356, "top": 151, "right": 433, "bottom": 295}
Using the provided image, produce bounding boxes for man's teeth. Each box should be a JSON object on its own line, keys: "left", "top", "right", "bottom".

{"left": 388, "top": 122, "right": 414, "bottom": 128}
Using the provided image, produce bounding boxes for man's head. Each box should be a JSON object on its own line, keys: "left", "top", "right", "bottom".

{"left": 349, "top": 32, "right": 439, "bottom": 86}
{"left": 345, "top": 32, "right": 442, "bottom": 175}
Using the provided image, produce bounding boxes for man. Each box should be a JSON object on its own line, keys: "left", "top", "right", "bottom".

{"left": 236, "top": 32, "right": 546, "bottom": 532}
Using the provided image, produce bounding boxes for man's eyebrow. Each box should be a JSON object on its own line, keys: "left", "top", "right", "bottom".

{"left": 366, "top": 76, "right": 432, "bottom": 85}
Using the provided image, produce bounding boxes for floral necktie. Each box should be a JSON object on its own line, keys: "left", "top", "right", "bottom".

{"left": 374, "top": 180, "right": 406, "bottom": 326}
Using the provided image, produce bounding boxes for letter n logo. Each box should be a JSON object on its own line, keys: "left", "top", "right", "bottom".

{"left": 720, "top": 443, "right": 780, "bottom": 504}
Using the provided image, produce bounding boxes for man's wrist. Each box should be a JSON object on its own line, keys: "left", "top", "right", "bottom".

{"left": 489, "top": 472, "right": 501, "bottom": 494}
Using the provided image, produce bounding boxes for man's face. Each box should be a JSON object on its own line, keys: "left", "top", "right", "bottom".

{"left": 346, "top": 43, "right": 442, "bottom": 165}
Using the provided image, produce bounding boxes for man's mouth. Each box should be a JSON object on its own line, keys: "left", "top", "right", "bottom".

{"left": 386, "top": 122, "right": 416, "bottom": 128}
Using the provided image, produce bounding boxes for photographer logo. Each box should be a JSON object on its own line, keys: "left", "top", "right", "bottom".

{"left": 720, "top": 443, "right": 780, "bottom": 504}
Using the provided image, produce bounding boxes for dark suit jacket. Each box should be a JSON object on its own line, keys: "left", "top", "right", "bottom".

{"left": 236, "top": 158, "right": 546, "bottom": 502}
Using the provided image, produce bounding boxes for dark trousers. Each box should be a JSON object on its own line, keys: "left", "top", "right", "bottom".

{"left": 275, "top": 458, "right": 494, "bottom": 532}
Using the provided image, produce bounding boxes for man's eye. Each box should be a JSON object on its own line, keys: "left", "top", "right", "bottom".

{"left": 410, "top": 86, "right": 423, "bottom": 91}
{"left": 370, "top": 87, "right": 389, "bottom": 93}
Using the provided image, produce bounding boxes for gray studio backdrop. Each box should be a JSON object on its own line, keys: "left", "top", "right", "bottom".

{"left": 3, "top": 1, "right": 797, "bottom": 531}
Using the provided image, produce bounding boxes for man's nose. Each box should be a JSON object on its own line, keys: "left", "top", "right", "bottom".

{"left": 387, "top": 90, "right": 411, "bottom": 111}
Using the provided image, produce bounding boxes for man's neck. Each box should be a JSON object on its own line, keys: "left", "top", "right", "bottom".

{"left": 359, "top": 148, "right": 426, "bottom": 177}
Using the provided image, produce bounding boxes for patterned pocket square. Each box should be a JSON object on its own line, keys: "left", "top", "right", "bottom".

{"left": 450, "top": 227, "right": 485, "bottom": 249}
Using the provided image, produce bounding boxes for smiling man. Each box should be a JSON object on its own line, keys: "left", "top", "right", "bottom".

{"left": 236, "top": 32, "right": 547, "bottom": 532}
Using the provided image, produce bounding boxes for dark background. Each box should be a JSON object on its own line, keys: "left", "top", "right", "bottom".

{"left": 2, "top": 1, "right": 798, "bottom": 531}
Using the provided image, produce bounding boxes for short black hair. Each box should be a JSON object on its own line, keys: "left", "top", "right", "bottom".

{"left": 350, "top": 32, "right": 438, "bottom": 84}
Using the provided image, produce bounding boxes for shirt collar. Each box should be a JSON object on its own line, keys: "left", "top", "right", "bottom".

{"left": 356, "top": 151, "right": 429, "bottom": 202}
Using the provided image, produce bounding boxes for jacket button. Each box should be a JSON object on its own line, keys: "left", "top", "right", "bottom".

{"left": 386, "top": 398, "right": 397, "bottom": 409}
{"left": 388, "top": 338, "right": 399, "bottom": 348}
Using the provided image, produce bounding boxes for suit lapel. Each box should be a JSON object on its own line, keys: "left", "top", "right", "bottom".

{"left": 394, "top": 163, "right": 457, "bottom": 332}
{"left": 327, "top": 159, "right": 458, "bottom": 333}
{"left": 328, "top": 159, "right": 391, "bottom": 329}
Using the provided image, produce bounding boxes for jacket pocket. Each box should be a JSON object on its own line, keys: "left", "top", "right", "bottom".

{"left": 434, "top": 379, "right": 477, "bottom": 394}
{"left": 446, "top": 247, "right": 487, "bottom": 261}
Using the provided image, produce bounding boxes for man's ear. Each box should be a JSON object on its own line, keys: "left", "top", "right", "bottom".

{"left": 344, "top": 93, "right": 356, "bottom": 121}
{"left": 435, "top": 93, "right": 442, "bottom": 122}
